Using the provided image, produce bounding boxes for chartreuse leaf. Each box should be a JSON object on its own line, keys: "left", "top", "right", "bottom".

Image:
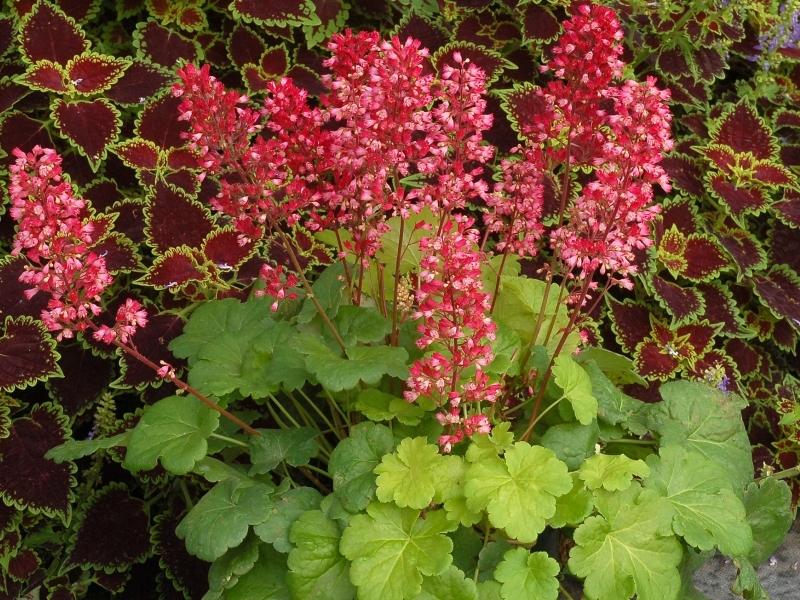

{"left": 329, "top": 422, "right": 394, "bottom": 512}
{"left": 579, "top": 454, "right": 650, "bottom": 492}
{"left": 291, "top": 335, "right": 409, "bottom": 392}
{"left": 253, "top": 487, "right": 322, "bottom": 553}
{"left": 375, "top": 437, "right": 444, "bottom": 509}
{"left": 340, "top": 503, "right": 457, "bottom": 600}
{"left": 287, "top": 509, "right": 355, "bottom": 600}
{"left": 648, "top": 381, "right": 753, "bottom": 495}
{"left": 643, "top": 446, "right": 751, "bottom": 557}
{"left": 176, "top": 479, "right": 275, "bottom": 561}
{"left": 435, "top": 456, "right": 482, "bottom": 527}
{"left": 493, "top": 547, "right": 560, "bottom": 600}
{"left": 46, "top": 432, "right": 127, "bottom": 462}
{"left": 465, "top": 422, "right": 514, "bottom": 463}
{"left": 464, "top": 442, "right": 571, "bottom": 543}
{"left": 194, "top": 457, "right": 250, "bottom": 483}
{"left": 249, "top": 427, "right": 319, "bottom": 474}
{"left": 550, "top": 473, "right": 594, "bottom": 528}
{"left": 414, "top": 565, "right": 478, "bottom": 600}
{"left": 477, "top": 581, "right": 502, "bottom": 600}
{"left": 552, "top": 355, "right": 598, "bottom": 425}
{"left": 742, "top": 478, "right": 793, "bottom": 564}
{"left": 356, "top": 389, "right": 425, "bottom": 425}
{"left": 124, "top": 395, "right": 219, "bottom": 475}
{"left": 207, "top": 532, "right": 261, "bottom": 595}
{"left": 569, "top": 484, "right": 682, "bottom": 600}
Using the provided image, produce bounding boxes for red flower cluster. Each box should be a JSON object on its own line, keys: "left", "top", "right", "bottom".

{"left": 8, "top": 146, "right": 123, "bottom": 341}
{"left": 254, "top": 264, "right": 299, "bottom": 311}
{"left": 404, "top": 216, "right": 501, "bottom": 450}
{"left": 93, "top": 299, "right": 149, "bottom": 344}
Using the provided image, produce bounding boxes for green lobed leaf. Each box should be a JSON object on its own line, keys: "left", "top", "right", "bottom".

{"left": 249, "top": 427, "right": 319, "bottom": 475}
{"left": 477, "top": 581, "right": 503, "bottom": 600}
{"left": 123, "top": 395, "right": 219, "bottom": 475}
{"left": 465, "top": 422, "right": 514, "bottom": 463}
{"left": 329, "top": 422, "right": 394, "bottom": 512}
{"left": 434, "top": 455, "right": 482, "bottom": 527}
{"left": 46, "top": 432, "right": 127, "bottom": 463}
{"left": 414, "top": 565, "right": 478, "bottom": 600}
{"left": 287, "top": 509, "right": 355, "bottom": 600}
{"left": 540, "top": 420, "right": 599, "bottom": 471}
{"left": 330, "top": 305, "right": 391, "bottom": 346}
{"left": 569, "top": 484, "right": 682, "bottom": 600}
{"left": 550, "top": 472, "right": 594, "bottom": 529}
{"left": 221, "top": 543, "right": 291, "bottom": 600}
{"left": 375, "top": 437, "right": 444, "bottom": 509}
{"left": 297, "top": 262, "right": 345, "bottom": 324}
{"left": 477, "top": 540, "right": 513, "bottom": 583}
{"left": 731, "top": 557, "right": 768, "bottom": 600}
{"left": 644, "top": 445, "right": 752, "bottom": 556}
{"left": 253, "top": 487, "right": 322, "bottom": 553}
{"left": 493, "top": 547, "right": 560, "bottom": 600}
{"left": 552, "top": 355, "right": 598, "bottom": 425}
{"left": 464, "top": 442, "right": 572, "bottom": 543}
{"left": 339, "top": 503, "right": 457, "bottom": 600}
{"left": 207, "top": 532, "right": 261, "bottom": 594}
{"left": 574, "top": 348, "right": 647, "bottom": 387}
{"left": 176, "top": 479, "right": 275, "bottom": 562}
{"left": 448, "top": 527, "right": 482, "bottom": 576}
{"left": 742, "top": 478, "right": 793, "bottom": 564}
{"left": 355, "top": 389, "right": 425, "bottom": 426}
{"left": 579, "top": 453, "right": 651, "bottom": 492}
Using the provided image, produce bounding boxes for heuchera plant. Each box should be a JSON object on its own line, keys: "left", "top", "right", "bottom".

{"left": 0, "top": 2, "right": 798, "bottom": 600}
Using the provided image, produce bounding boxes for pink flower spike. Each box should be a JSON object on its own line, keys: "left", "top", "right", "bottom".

{"left": 93, "top": 325, "right": 117, "bottom": 344}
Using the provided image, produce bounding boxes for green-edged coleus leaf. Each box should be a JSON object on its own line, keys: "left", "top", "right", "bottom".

{"left": 329, "top": 422, "right": 394, "bottom": 513}
{"left": 249, "top": 427, "right": 319, "bottom": 474}
{"left": 290, "top": 334, "right": 409, "bottom": 392}
{"left": 66, "top": 53, "right": 130, "bottom": 94}
{"left": 144, "top": 181, "right": 213, "bottom": 254}
{"left": 227, "top": 23, "right": 266, "bottom": 67}
{"left": 517, "top": 2, "right": 561, "bottom": 43}
{"left": 0, "top": 316, "right": 61, "bottom": 391}
{"left": 606, "top": 297, "right": 652, "bottom": 355}
{"left": 648, "top": 380, "right": 753, "bottom": 494}
{"left": 657, "top": 225, "right": 730, "bottom": 282}
{"left": 742, "top": 478, "right": 793, "bottom": 564}
{"left": 773, "top": 189, "right": 800, "bottom": 228}
{"left": 112, "top": 139, "right": 160, "bottom": 170}
{"left": 287, "top": 509, "right": 356, "bottom": 599}
{"left": 707, "top": 174, "right": 770, "bottom": 223}
{"left": 579, "top": 454, "right": 650, "bottom": 492}
{"left": 202, "top": 228, "right": 257, "bottom": 272}
{"left": 497, "top": 83, "right": 543, "bottom": 141}
{"left": 650, "top": 274, "right": 704, "bottom": 324}
{"left": 0, "top": 404, "right": 75, "bottom": 524}
{"left": 710, "top": 102, "right": 777, "bottom": 159}
{"left": 463, "top": 442, "right": 571, "bottom": 543}
{"left": 66, "top": 483, "right": 150, "bottom": 571}
{"left": 253, "top": 486, "right": 322, "bottom": 552}
{"left": 375, "top": 437, "right": 444, "bottom": 510}
{"left": 493, "top": 547, "right": 559, "bottom": 600}
{"left": 152, "top": 507, "right": 211, "bottom": 600}
{"left": 644, "top": 446, "right": 751, "bottom": 556}
{"left": 137, "top": 246, "right": 206, "bottom": 291}
{"left": 695, "top": 283, "right": 748, "bottom": 337}
{"left": 340, "top": 503, "right": 457, "bottom": 600}
{"left": 713, "top": 224, "right": 768, "bottom": 278}
{"left": 51, "top": 98, "right": 120, "bottom": 169}
{"left": 6, "top": 547, "right": 40, "bottom": 582}
{"left": 753, "top": 265, "right": 800, "bottom": 331}
{"left": 230, "top": 0, "right": 318, "bottom": 28}
{"left": 133, "top": 19, "right": 201, "bottom": 67}
{"left": 18, "top": 1, "right": 89, "bottom": 64}
{"left": 431, "top": 42, "right": 513, "bottom": 85}
{"left": 16, "top": 60, "right": 68, "bottom": 92}
{"left": 634, "top": 318, "right": 720, "bottom": 381}
{"left": 551, "top": 354, "right": 598, "bottom": 425}
{"left": 569, "top": 484, "right": 682, "bottom": 600}
{"left": 176, "top": 478, "right": 275, "bottom": 562}
{"left": 660, "top": 154, "right": 705, "bottom": 197}
{"left": 123, "top": 395, "right": 220, "bottom": 475}
{"left": 105, "top": 59, "right": 173, "bottom": 105}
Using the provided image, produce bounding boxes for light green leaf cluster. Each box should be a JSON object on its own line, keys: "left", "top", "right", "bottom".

{"left": 414, "top": 566, "right": 478, "bottom": 600}
{"left": 249, "top": 427, "right": 319, "bottom": 474}
{"left": 206, "top": 533, "right": 261, "bottom": 597}
{"left": 124, "top": 395, "right": 219, "bottom": 475}
{"left": 329, "top": 422, "right": 394, "bottom": 512}
{"left": 493, "top": 547, "right": 560, "bottom": 600}
{"left": 463, "top": 442, "right": 571, "bottom": 542}
{"left": 465, "top": 422, "right": 514, "bottom": 463}
{"left": 356, "top": 389, "right": 425, "bottom": 425}
{"left": 579, "top": 453, "right": 650, "bottom": 491}
{"left": 743, "top": 478, "right": 793, "bottom": 564}
{"left": 375, "top": 437, "right": 444, "bottom": 509}
{"left": 340, "top": 503, "right": 457, "bottom": 600}
{"left": 550, "top": 473, "right": 594, "bottom": 528}
{"left": 253, "top": 487, "right": 322, "bottom": 552}
{"left": 552, "top": 355, "right": 598, "bottom": 425}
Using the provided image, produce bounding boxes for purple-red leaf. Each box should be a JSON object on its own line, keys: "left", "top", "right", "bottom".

{"left": 242, "top": 64, "right": 268, "bottom": 93}
{"left": 725, "top": 338, "right": 761, "bottom": 379}
{"left": 432, "top": 42, "right": 510, "bottom": 84}
{"left": 94, "top": 569, "right": 131, "bottom": 593}
{"left": 164, "top": 168, "right": 200, "bottom": 195}
{"left": 773, "top": 190, "right": 800, "bottom": 228}
{"left": 395, "top": 13, "right": 448, "bottom": 58}
{"left": 138, "top": 247, "right": 205, "bottom": 290}
{"left": 0, "top": 256, "right": 49, "bottom": 321}
{"left": 17, "top": 61, "right": 68, "bottom": 92}
{"left": 657, "top": 47, "right": 692, "bottom": 79}
{"left": 91, "top": 233, "right": 142, "bottom": 273}
{"left": 695, "top": 46, "right": 726, "bottom": 82}
{"left": 634, "top": 340, "right": 680, "bottom": 380}
{"left": 753, "top": 266, "right": 800, "bottom": 330}
{"left": 227, "top": 23, "right": 266, "bottom": 68}
{"left": 47, "top": 343, "right": 114, "bottom": 418}
{"left": 52, "top": 98, "right": 121, "bottom": 168}
{"left": 0, "top": 78, "right": 30, "bottom": 114}
{"left": 152, "top": 508, "right": 209, "bottom": 600}
{"left": 711, "top": 103, "right": 776, "bottom": 159}
{"left": 18, "top": 2, "right": 88, "bottom": 64}
{"left": 165, "top": 147, "right": 198, "bottom": 171}
{"left": 660, "top": 154, "right": 704, "bottom": 197}
{"left": 0, "top": 404, "right": 75, "bottom": 523}
{"left": 776, "top": 110, "right": 800, "bottom": 129}
{"left": 136, "top": 93, "right": 189, "bottom": 151}
{"left": 261, "top": 45, "right": 289, "bottom": 77}
{"left": 708, "top": 174, "right": 769, "bottom": 221}
{"left": 285, "top": 64, "right": 324, "bottom": 97}
{"left": 109, "top": 200, "right": 146, "bottom": 244}
{"left": 773, "top": 318, "right": 797, "bottom": 353}
{"left": 105, "top": 60, "right": 173, "bottom": 105}
{"left": 83, "top": 179, "right": 125, "bottom": 213}
{"left": 144, "top": 182, "right": 213, "bottom": 253}
{"left": 658, "top": 197, "right": 699, "bottom": 236}
{"left": 230, "top": 0, "right": 315, "bottom": 26}
{"left": 650, "top": 274, "right": 704, "bottom": 323}
{"left": 714, "top": 225, "right": 767, "bottom": 276}
{"left": 117, "top": 313, "right": 186, "bottom": 388}
{"left": 134, "top": 20, "right": 199, "bottom": 68}
{"left": 696, "top": 283, "right": 747, "bottom": 337}
{"left": 751, "top": 161, "right": 794, "bottom": 187}
{"left": 700, "top": 144, "right": 736, "bottom": 174}
{"left": 519, "top": 3, "right": 560, "bottom": 42}
{"left": 67, "top": 53, "right": 130, "bottom": 95}
{"left": 500, "top": 83, "right": 546, "bottom": 140}
{"left": 7, "top": 548, "right": 40, "bottom": 581}
{"left": 681, "top": 234, "right": 730, "bottom": 281}
{"left": 67, "top": 484, "right": 150, "bottom": 571}
{"left": 0, "top": 15, "right": 14, "bottom": 58}
{"left": 0, "top": 317, "right": 61, "bottom": 392}
{"left": 202, "top": 228, "right": 256, "bottom": 270}
{"left": 112, "top": 139, "right": 160, "bottom": 170}
{"left": 606, "top": 297, "right": 652, "bottom": 354}
{"left": 0, "top": 111, "right": 53, "bottom": 166}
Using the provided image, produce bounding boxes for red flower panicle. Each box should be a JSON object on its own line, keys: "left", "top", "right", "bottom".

{"left": 254, "top": 264, "right": 299, "bottom": 311}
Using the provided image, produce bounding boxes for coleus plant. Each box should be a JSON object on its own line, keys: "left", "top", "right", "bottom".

{"left": 0, "top": 2, "right": 798, "bottom": 600}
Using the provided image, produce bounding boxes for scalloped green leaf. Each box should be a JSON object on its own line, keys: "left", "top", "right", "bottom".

{"left": 552, "top": 355, "right": 598, "bottom": 425}
{"left": 579, "top": 454, "right": 651, "bottom": 492}
{"left": 375, "top": 437, "right": 444, "bottom": 510}
{"left": 494, "top": 548, "right": 559, "bottom": 600}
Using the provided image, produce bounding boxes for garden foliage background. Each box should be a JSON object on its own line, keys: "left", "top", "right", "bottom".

{"left": 0, "top": 0, "right": 799, "bottom": 599}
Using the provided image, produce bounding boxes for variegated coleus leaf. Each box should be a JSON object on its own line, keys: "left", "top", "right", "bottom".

{"left": 144, "top": 182, "right": 213, "bottom": 254}
{"left": 240, "top": 45, "right": 290, "bottom": 94}
{"left": 773, "top": 190, "right": 800, "bottom": 228}
{"left": 47, "top": 342, "right": 114, "bottom": 418}
{"left": 517, "top": 2, "right": 560, "bottom": 43}
{"left": 695, "top": 282, "right": 749, "bottom": 337}
{"left": 136, "top": 246, "right": 207, "bottom": 291}
{"left": 432, "top": 42, "right": 514, "bottom": 85}
{"left": 393, "top": 12, "right": 449, "bottom": 61}
{"left": 649, "top": 273, "right": 705, "bottom": 325}
{"left": 724, "top": 338, "right": 762, "bottom": 380}
{"left": 18, "top": 1, "right": 88, "bottom": 65}
{"left": 133, "top": 19, "right": 201, "bottom": 68}
{"left": 660, "top": 154, "right": 705, "bottom": 197}
{"left": 146, "top": 0, "right": 208, "bottom": 32}
{"left": 606, "top": 296, "right": 653, "bottom": 355}
{"left": 657, "top": 224, "right": 730, "bottom": 282}
{"left": 104, "top": 60, "right": 174, "bottom": 105}
{"left": 230, "top": 0, "right": 319, "bottom": 28}
{"left": 709, "top": 102, "right": 778, "bottom": 159}
{"left": 753, "top": 265, "right": 800, "bottom": 332}
{"left": 51, "top": 98, "right": 121, "bottom": 169}
{"left": 713, "top": 224, "right": 768, "bottom": 278}
{"left": 0, "top": 316, "right": 61, "bottom": 392}
{"left": 66, "top": 53, "right": 131, "bottom": 94}
{"left": 227, "top": 23, "right": 266, "bottom": 68}
{"left": 633, "top": 317, "right": 721, "bottom": 381}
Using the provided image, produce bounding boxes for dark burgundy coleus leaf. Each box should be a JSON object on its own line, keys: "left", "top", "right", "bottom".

{"left": 395, "top": 13, "right": 448, "bottom": 59}
{"left": 260, "top": 45, "right": 289, "bottom": 77}
{"left": 681, "top": 234, "right": 730, "bottom": 281}
{"left": 432, "top": 43, "right": 509, "bottom": 84}
{"left": 110, "top": 200, "right": 146, "bottom": 244}
{"left": 606, "top": 296, "right": 653, "bottom": 354}
{"left": 67, "top": 484, "right": 150, "bottom": 571}
{"left": 725, "top": 338, "right": 761, "bottom": 379}
{"left": 657, "top": 47, "right": 692, "bottom": 79}
{"left": 91, "top": 233, "right": 142, "bottom": 273}
{"left": 696, "top": 282, "right": 747, "bottom": 337}
{"left": 242, "top": 64, "right": 268, "bottom": 94}
{"left": 67, "top": 53, "right": 130, "bottom": 95}
{"left": 52, "top": 98, "right": 121, "bottom": 168}
{"left": 770, "top": 219, "right": 800, "bottom": 275}
{"left": 634, "top": 339, "right": 680, "bottom": 380}
{"left": 112, "top": 139, "right": 160, "bottom": 170}
{"left": 47, "top": 343, "right": 113, "bottom": 418}
{"left": 518, "top": 3, "right": 560, "bottom": 42}
{"left": 0, "top": 257, "right": 49, "bottom": 321}
{"left": 285, "top": 64, "right": 324, "bottom": 97}
{"left": 117, "top": 313, "right": 187, "bottom": 388}
{"left": 7, "top": 548, "right": 40, "bottom": 581}
{"left": 144, "top": 182, "right": 213, "bottom": 253}
{"left": 164, "top": 168, "right": 200, "bottom": 195}
{"left": 165, "top": 147, "right": 198, "bottom": 171}
{"left": 136, "top": 93, "right": 189, "bottom": 151}
{"left": 139, "top": 247, "right": 206, "bottom": 290}
{"left": 0, "top": 529, "right": 21, "bottom": 561}
{"left": 780, "top": 144, "right": 800, "bottom": 168}
{"left": 0, "top": 111, "right": 53, "bottom": 166}
{"left": 17, "top": 61, "right": 68, "bottom": 93}
{"left": 657, "top": 197, "right": 699, "bottom": 237}
{"left": 227, "top": 24, "right": 266, "bottom": 68}
{"left": 753, "top": 266, "right": 800, "bottom": 331}
{"left": 134, "top": 20, "right": 199, "bottom": 68}
{"left": 685, "top": 349, "right": 737, "bottom": 388}
{"left": 105, "top": 60, "right": 173, "bottom": 105}
{"left": 94, "top": 569, "right": 131, "bottom": 593}
{"left": 776, "top": 110, "right": 800, "bottom": 129}
{"left": 694, "top": 46, "right": 726, "bottom": 82}
{"left": 0, "top": 317, "right": 61, "bottom": 392}
{"left": 202, "top": 228, "right": 256, "bottom": 271}
{"left": 83, "top": 179, "right": 125, "bottom": 213}
{"left": 0, "top": 15, "right": 14, "bottom": 58}
{"left": 707, "top": 175, "right": 769, "bottom": 221}
{"left": 659, "top": 154, "right": 704, "bottom": 197}
{"left": 773, "top": 318, "right": 797, "bottom": 353}
{"left": 671, "top": 75, "right": 709, "bottom": 107}
{"left": 177, "top": 6, "right": 206, "bottom": 30}
{"left": 714, "top": 225, "right": 767, "bottom": 276}
{"left": 744, "top": 310, "right": 774, "bottom": 341}
{"left": 18, "top": 2, "right": 88, "bottom": 64}
{"left": 231, "top": 0, "right": 314, "bottom": 25}
{"left": 500, "top": 83, "right": 546, "bottom": 140}
{"left": 152, "top": 508, "right": 209, "bottom": 600}
{"left": 0, "top": 404, "right": 75, "bottom": 523}
{"left": 773, "top": 190, "right": 800, "bottom": 228}
{"left": 0, "top": 79, "right": 30, "bottom": 114}
{"left": 711, "top": 102, "right": 776, "bottom": 159}
{"left": 650, "top": 274, "right": 704, "bottom": 323}
{"left": 57, "top": 0, "right": 103, "bottom": 22}
{"left": 700, "top": 144, "right": 736, "bottom": 174}
{"left": 751, "top": 161, "right": 794, "bottom": 187}
{"left": 0, "top": 503, "right": 19, "bottom": 533}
